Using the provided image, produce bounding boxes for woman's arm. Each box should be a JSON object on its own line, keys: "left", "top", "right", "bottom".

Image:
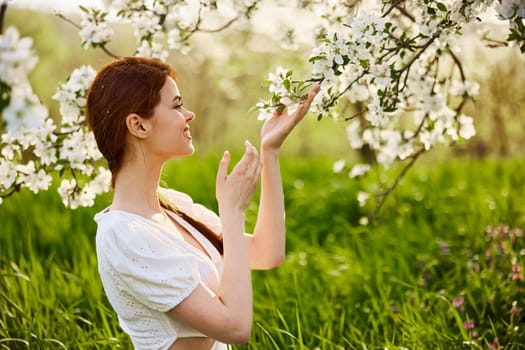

{"left": 169, "top": 142, "right": 261, "bottom": 344}
{"left": 246, "top": 147, "right": 285, "bottom": 269}
{"left": 246, "top": 85, "right": 320, "bottom": 270}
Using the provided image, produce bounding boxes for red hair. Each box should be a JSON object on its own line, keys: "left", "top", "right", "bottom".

{"left": 86, "top": 57, "right": 224, "bottom": 254}
{"left": 86, "top": 56, "right": 176, "bottom": 187}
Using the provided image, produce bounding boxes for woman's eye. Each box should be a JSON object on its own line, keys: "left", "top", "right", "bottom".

{"left": 174, "top": 103, "right": 183, "bottom": 109}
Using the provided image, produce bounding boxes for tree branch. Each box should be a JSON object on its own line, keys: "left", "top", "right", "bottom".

{"left": 55, "top": 12, "right": 81, "bottom": 29}
{"left": 368, "top": 147, "right": 425, "bottom": 222}
{"left": 55, "top": 12, "right": 120, "bottom": 59}
{"left": 0, "top": 183, "right": 21, "bottom": 199}
{"left": 382, "top": 0, "right": 406, "bottom": 18}
{"left": 0, "top": 0, "right": 8, "bottom": 34}
{"left": 448, "top": 47, "right": 465, "bottom": 81}
{"left": 198, "top": 17, "right": 238, "bottom": 33}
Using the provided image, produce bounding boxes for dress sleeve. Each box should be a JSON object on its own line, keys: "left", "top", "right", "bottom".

{"left": 100, "top": 218, "right": 201, "bottom": 312}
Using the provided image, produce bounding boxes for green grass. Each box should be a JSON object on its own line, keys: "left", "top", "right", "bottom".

{"left": 1, "top": 156, "right": 524, "bottom": 349}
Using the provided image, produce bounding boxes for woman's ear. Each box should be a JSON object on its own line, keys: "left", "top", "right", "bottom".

{"left": 126, "top": 113, "right": 150, "bottom": 139}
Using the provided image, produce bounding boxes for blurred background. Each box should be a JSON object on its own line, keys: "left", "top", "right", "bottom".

{"left": 4, "top": 1, "right": 525, "bottom": 162}
{"left": 2, "top": 3, "right": 525, "bottom": 348}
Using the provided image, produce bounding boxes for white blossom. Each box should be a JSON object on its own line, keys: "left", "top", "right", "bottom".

{"left": 357, "top": 191, "right": 370, "bottom": 207}
{"left": 53, "top": 65, "right": 96, "bottom": 128}
{"left": 449, "top": 80, "right": 480, "bottom": 97}
{"left": 3, "top": 84, "right": 48, "bottom": 132}
{"left": 495, "top": 0, "right": 525, "bottom": 19}
{"left": 79, "top": 7, "right": 114, "bottom": 48}
{"left": 0, "top": 27, "right": 38, "bottom": 84}
{"left": 349, "top": 164, "right": 371, "bottom": 178}
{"left": 458, "top": 115, "right": 476, "bottom": 139}
{"left": 333, "top": 159, "right": 346, "bottom": 173}
{"left": 135, "top": 40, "right": 169, "bottom": 61}
{"left": 0, "top": 158, "right": 17, "bottom": 189}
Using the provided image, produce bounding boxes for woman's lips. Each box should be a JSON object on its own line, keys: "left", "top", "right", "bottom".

{"left": 183, "top": 127, "right": 192, "bottom": 140}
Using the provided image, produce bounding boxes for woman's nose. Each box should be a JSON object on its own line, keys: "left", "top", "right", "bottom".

{"left": 184, "top": 108, "right": 195, "bottom": 122}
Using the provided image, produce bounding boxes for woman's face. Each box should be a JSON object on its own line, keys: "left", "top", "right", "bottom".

{"left": 148, "top": 76, "right": 196, "bottom": 159}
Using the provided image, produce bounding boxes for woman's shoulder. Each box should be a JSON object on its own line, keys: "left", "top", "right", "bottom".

{"left": 94, "top": 209, "right": 169, "bottom": 246}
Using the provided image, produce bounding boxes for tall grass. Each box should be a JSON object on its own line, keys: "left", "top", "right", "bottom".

{"left": 1, "top": 156, "right": 524, "bottom": 349}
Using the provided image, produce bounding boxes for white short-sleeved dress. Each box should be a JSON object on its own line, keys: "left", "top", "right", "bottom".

{"left": 95, "top": 188, "right": 228, "bottom": 350}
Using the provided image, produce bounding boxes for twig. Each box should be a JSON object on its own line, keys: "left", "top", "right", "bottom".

{"left": 344, "top": 109, "right": 367, "bottom": 121}
{"left": 199, "top": 17, "right": 238, "bottom": 33}
{"left": 100, "top": 44, "right": 120, "bottom": 59}
{"left": 368, "top": 147, "right": 425, "bottom": 222}
{"left": 382, "top": 0, "right": 406, "bottom": 18}
{"left": 394, "top": 5, "right": 415, "bottom": 22}
{"left": 185, "top": 0, "right": 262, "bottom": 38}
{"left": 55, "top": 12, "right": 120, "bottom": 59}
{"left": 55, "top": 12, "right": 81, "bottom": 29}
{"left": 0, "top": 0, "right": 8, "bottom": 34}
{"left": 448, "top": 47, "right": 465, "bottom": 81}
{"left": 0, "top": 183, "right": 21, "bottom": 199}
{"left": 482, "top": 36, "right": 509, "bottom": 48}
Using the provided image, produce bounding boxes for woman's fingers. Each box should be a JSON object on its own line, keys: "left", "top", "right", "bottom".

{"left": 294, "top": 83, "right": 320, "bottom": 119}
{"left": 217, "top": 141, "right": 260, "bottom": 187}
{"left": 216, "top": 141, "right": 261, "bottom": 210}
{"left": 216, "top": 151, "right": 231, "bottom": 189}
{"left": 236, "top": 140, "right": 259, "bottom": 174}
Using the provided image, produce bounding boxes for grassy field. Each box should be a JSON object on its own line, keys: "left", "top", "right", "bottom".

{"left": 1, "top": 155, "right": 524, "bottom": 349}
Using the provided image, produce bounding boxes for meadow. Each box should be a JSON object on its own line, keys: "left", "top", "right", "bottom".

{"left": 1, "top": 154, "right": 524, "bottom": 350}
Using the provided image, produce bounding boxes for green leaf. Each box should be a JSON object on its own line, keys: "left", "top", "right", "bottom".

{"left": 436, "top": 2, "right": 447, "bottom": 11}
{"left": 283, "top": 79, "right": 291, "bottom": 91}
{"left": 308, "top": 55, "right": 325, "bottom": 63}
{"left": 78, "top": 5, "right": 89, "bottom": 13}
{"left": 0, "top": 80, "right": 12, "bottom": 114}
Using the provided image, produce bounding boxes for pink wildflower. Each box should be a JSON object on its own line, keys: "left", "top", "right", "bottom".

{"left": 464, "top": 319, "right": 475, "bottom": 330}
{"left": 452, "top": 296, "right": 465, "bottom": 311}
{"left": 512, "top": 265, "right": 521, "bottom": 281}
{"left": 499, "top": 224, "right": 509, "bottom": 238}
{"left": 490, "top": 337, "right": 499, "bottom": 350}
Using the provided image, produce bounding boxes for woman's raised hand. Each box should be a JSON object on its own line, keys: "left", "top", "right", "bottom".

{"left": 216, "top": 140, "right": 262, "bottom": 215}
{"left": 260, "top": 84, "right": 321, "bottom": 152}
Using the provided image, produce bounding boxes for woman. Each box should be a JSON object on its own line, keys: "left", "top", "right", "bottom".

{"left": 86, "top": 56, "right": 319, "bottom": 350}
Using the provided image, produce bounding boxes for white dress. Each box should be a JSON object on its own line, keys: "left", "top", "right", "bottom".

{"left": 95, "top": 188, "right": 229, "bottom": 350}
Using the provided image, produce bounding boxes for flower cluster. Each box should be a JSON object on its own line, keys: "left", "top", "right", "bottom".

{"left": 52, "top": 66, "right": 111, "bottom": 208}
{"left": 0, "top": 27, "right": 47, "bottom": 132}
{"left": 78, "top": 6, "right": 114, "bottom": 49}
{"left": 255, "top": 67, "right": 311, "bottom": 121}
{"left": 256, "top": 0, "right": 510, "bottom": 216}
{"left": 1, "top": 0, "right": 524, "bottom": 210}
{"left": 1, "top": 0, "right": 260, "bottom": 208}
{"left": 85, "top": 0, "right": 261, "bottom": 59}
{"left": 0, "top": 27, "right": 52, "bottom": 204}
{"left": 0, "top": 54, "right": 111, "bottom": 207}
{"left": 495, "top": 0, "right": 525, "bottom": 52}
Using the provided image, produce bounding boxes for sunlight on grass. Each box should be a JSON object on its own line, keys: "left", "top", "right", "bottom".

{"left": 1, "top": 157, "right": 524, "bottom": 349}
